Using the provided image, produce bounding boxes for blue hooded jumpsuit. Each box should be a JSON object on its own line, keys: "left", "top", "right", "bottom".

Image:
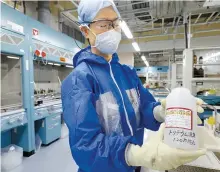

{"left": 61, "top": 47, "right": 161, "bottom": 172}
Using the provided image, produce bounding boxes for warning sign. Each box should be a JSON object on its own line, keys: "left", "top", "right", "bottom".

{"left": 33, "top": 28, "right": 39, "bottom": 36}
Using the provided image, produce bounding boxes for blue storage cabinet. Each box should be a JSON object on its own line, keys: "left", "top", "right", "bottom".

{"left": 36, "top": 113, "right": 61, "bottom": 145}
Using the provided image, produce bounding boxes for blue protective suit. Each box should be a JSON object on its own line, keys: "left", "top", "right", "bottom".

{"left": 61, "top": 46, "right": 161, "bottom": 172}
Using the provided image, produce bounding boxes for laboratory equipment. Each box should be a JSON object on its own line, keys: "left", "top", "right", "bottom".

{"left": 33, "top": 60, "right": 72, "bottom": 145}
{"left": 1, "top": 2, "right": 79, "bottom": 156}
{"left": 1, "top": 54, "right": 28, "bottom": 153}
{"left": 216, "top": 112, "right": 220, "bottom": 138}
{"left": 164, "top": 87, "right": 199, "bottom": 150}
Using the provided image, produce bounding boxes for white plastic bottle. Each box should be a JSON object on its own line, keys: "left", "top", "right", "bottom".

{"left": 164, "top": 87, "right": 198, "bottom": 150}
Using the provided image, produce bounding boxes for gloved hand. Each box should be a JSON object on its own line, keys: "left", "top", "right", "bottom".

{"left": 153, "top": 98, "right": 204, "bottom": 124}
{"left": 125, "top": 123, "right": 206, "bottom": 170}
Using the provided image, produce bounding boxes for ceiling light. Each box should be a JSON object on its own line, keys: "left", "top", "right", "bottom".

{"left": 144, "top": 60, "right": 149, "bottom": 67}
{"left": 53, "top": 63, "right": 61, "bottom": 66}
{"left": 120, "top": 21, "right": 133, "bottom": 39}
{"left": 141, "top": 55, "right": 146, "bottom": 61}
{"left": 66, "top": 65, "right": 73, "bottom": 68}
{"left": 149, "top": 52, "right": 169, "bottom": 55}
{"left": 132, "top": 42, "right": 140, "bottom": 52}
{"left": 7, "top": 56, "right": 19, "bottom": 59}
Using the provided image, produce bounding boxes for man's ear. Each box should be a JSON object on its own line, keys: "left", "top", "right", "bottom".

{"left": 79, "top": 26, "right": 89, "bottom": 38}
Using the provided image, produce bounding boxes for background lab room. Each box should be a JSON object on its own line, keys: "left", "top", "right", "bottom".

{"left": 0, "top": 0, "right": 220, "bottom": 172}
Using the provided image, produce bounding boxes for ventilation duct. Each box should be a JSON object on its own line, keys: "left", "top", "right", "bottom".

{"left": 37, "top": 1, "right": 51, "bottom": 26}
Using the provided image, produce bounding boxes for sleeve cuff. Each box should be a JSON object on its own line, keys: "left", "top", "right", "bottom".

{"left": 125, "top": 143, "right": 132, "bottom": 166}
{"left": 153, "top": 105, "right": 165, "bottom": 123}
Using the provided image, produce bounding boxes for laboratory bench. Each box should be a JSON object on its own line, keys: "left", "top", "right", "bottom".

{"left": 1, "top": 109, "right": 27, "bottom": 132}
{"left": 34, "top": 100, "right": 62, "bottom": 145}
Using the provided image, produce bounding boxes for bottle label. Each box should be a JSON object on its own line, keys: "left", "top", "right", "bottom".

{"left": 165, "top": 107, "right": 192, "bottom": 130}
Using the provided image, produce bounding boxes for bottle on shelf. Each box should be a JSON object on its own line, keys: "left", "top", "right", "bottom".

{"left": 193, "top": 55, "right": 197, "bottom": 64}
{"left": 199, "top": 56, "right": 203, "bottom": 64}
{"left": 193, "top": 67, "right": 199, "bottom": 78}
{"left": 198, "top": 67, "right": 204, "bottom": 78}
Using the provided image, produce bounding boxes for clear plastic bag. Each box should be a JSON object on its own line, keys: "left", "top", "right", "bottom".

{"left": 1, "top": 145, "right": 23, "bottom": 171}
{"left": 35, "top": 134, "right": 42, "bottom": 152}
{"left": 61, "top": 123, "right": 69, "bottom": 139}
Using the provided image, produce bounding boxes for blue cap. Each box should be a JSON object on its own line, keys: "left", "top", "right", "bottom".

{"left": 78, "top": 0, "right": 120, "bottom": 25}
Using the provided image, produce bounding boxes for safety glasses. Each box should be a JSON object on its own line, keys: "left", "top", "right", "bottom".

{"left": 84, "top": 18, "right": 122, "bottom": 31}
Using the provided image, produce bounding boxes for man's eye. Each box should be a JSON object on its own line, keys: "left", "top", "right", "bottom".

{"left": 100, "top": 25, "right": 107, "bottom": 28}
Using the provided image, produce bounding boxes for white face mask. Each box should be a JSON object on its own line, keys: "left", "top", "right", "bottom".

{"left": 90, "top": 29, "right": 121, "bottom": 55}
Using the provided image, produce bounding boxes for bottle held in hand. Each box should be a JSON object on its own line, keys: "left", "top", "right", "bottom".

{"left": 164, "top": 87, "right": 198, "bottom": 150}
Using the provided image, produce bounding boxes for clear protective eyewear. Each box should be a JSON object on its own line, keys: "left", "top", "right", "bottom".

{"left": 85, "top": 18, "right": 122, "bottom": 31}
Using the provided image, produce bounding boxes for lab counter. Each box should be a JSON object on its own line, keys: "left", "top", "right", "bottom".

{"left": 34, "top": 100, "right": 62, "bottom": 121}
{"left": 1, "top": 109, "right": 27, "bottom": 132}
{"left": 34, "top": 100, "right": 62, "bottom": 145}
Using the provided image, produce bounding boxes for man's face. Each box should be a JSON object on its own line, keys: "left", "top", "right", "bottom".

{"left": 81, "top": 6, "right": 119, "bottom": 46}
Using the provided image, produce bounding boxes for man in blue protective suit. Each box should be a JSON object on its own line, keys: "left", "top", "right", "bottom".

{"left": 61, "top": 0, "right": 206, "bottom": 172}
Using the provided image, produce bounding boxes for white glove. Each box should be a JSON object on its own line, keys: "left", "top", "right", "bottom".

{"left": 125, "top": 123, "right": 206, "bottom": 170}
{"left": 153, "top": 98, "right": 204, "bottom": 124}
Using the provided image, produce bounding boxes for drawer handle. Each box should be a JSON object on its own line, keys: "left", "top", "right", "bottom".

{"left": 48, "top": 126, "right": 54, "bottom": 130}
{"left": 37, "top": 112, "right": 43, "bottom": 116}
{"left": 48, "top": 122, "right": 59, "bottom": 130}
{"left": 17, "top": 116, "right": 24, "bottom": 125}
{"left": 52, "top": 116, "right": 61, "bottom": 120}
{"left": 8, "top": 118, "right": 16, "bottom": 124}
{"left": 54, "top": 123, "right": 59, "bottom": 126}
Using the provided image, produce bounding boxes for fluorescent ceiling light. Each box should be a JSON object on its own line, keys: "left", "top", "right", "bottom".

{"left": 144, "top": 60, "right": 149, "bottom": 67}
{"left": 66, "top": 65, "right": 73, "bottom": 68}
{"left": 48, "top": 62, "right": 53, "bottom": 65}
{"left": 7, "top": 56, "right": 19, "bottom": 59}
{"left": 149, "top": 52, "right": 169, "bottom": 55}
{"left": 140, "top": 55, "right": 149, "bottom": 67}
{"left": 141, "top": 55, "right": 146, "bottom": 61}
{"left": 132, "top": 42, "right": 140, "bottom": 52}
{"left": 54, "top": 63, "right": 61, "bottom": 66}
{"left": 120, "top": 21, "right": 133, "bottom": 39}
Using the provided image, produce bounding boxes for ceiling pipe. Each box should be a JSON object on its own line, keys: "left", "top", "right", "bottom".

{"left": 131, "top": 20, "right": 220, "bottom": 33}
{"left": 194, "top": 13, "right": 202, "bottom": 24}
{"left": 206, "top": 12, "right": 216, "bottom": 23}
{"left": 212, "top": 12, "right": 220, "bottom": 21}
{"left": 120, "top": 8, "right": 151, "bottom": 15}
{"left": 123, "top": 29, "right": 220, "bottom": 40}
{"left": 116, "top": 1, "right": 146, "bottom": 8}
{"left": 123, "top": 14, "right": 151, "bottom": 20}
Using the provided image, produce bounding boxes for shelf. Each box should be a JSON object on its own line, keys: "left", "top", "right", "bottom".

{"left": 192, "top": 78, "right": 220, "bottom": 81}
{"left": 194, "top": 63, "right": 220, "bottom": 66}
{"left": 148, "top": 80, "right": 170, "bottom": 82}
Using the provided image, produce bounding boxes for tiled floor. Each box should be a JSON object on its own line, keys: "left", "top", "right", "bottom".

{"left": 9, "top": 138, "right": 78, "bottom": 172}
